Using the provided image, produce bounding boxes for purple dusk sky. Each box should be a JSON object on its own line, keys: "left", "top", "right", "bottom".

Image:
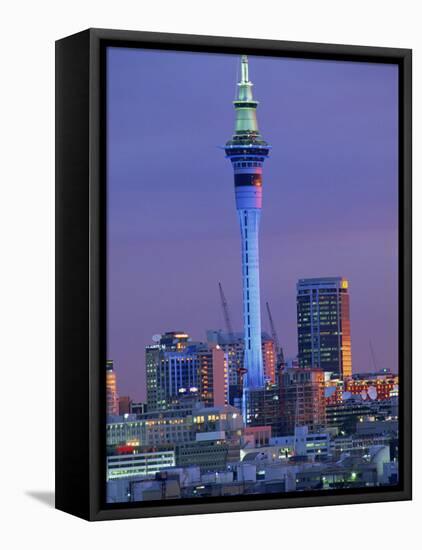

{"left": 106, "top": 47, "right": 398, "bottom": 402}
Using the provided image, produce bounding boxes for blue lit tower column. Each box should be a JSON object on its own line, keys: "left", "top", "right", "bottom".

{"left": 224, "top": 56, "right": 270, "bottom": 401}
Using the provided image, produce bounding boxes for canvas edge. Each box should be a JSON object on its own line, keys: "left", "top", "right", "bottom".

{"left": 55, "top": 28, "right": 412, "bottom": 522}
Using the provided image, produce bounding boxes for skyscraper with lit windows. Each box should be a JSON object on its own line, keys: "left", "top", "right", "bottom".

{"left": 297, "top": 277, "right": 352, "bottom": 378}
{"left": 146, "top": 332, "right": 228, "bottom": 410}
{"left": 106, "top": 360, "right": 119, "bottom": 416}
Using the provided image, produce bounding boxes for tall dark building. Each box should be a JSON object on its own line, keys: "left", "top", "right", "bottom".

{"left": 244, "top": 385, "right": 281, "bottom": 436}
{"left": 297, "top": 277, "right": 352, "bottom": 378}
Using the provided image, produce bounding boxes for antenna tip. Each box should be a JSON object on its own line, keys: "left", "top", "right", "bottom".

{"left": 240, "top": 55, "right": 250, "bottom": 84}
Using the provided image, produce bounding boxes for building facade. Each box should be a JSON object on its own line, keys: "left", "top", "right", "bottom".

{"left": 192, "top": 405, "right": 244, "bottom": 463}
{"left": 146, "top": 333, "right": 199, "bottom": 411}
{"left": 146, "top": 332, "right": 228, "bottom": 411}
{"left": 244, "top": 385, "right": 282, "bottom": 435}
{"left": 297, "top": 277, "right": 352, "bottom": 378}
{"left": 198, "top": 345, "right": 228, "bottom": 407}
{"left": 107, "top": 409, "right": 195, "bottom": 448}
{"left": 106, "top": 360, "right": 119, "bottom": 416}
{"left": 207, "top": 330, "right": 244, "bottom": 406}
{"left": 344, "top": 370, "right": 398, "bottom": 400}
{"left": 175, "top": 439, "right": 229, "bottom": 472}
{"left": 107, "top": 449, "right": 176, "bottom": 480}
{"left": 262, "top": 334, "right": 277, "bottom": 384}
{"left": 279, "top": 367, "right": 326, "bottom": 435}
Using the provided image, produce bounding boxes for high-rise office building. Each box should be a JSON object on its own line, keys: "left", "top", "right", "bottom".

{"left": 206, "top": 330, "right": 244, "bottom": 405}
{"left": 297, "top": 277, "right": 352, "bottom": 378}
{"left": 224, "top": 56, "right": 270, "bottom": 392}
{"left": 146, "top": 332, "right": 228, "bottom": 411}
{"left": 198, "top": 345, "right": 228, "bottom": 407}
{"left": 145, "top": 343, "right": 163, "bottom": 410}
{"left": 106, "top": 360, "right": 119, "bottom": 416}
{"left": 146, "top": 332, "right": 200, "bottom": 411}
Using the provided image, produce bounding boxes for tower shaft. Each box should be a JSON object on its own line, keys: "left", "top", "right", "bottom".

{"left": 238, "top": 208, "right": 263, "bottom": 388}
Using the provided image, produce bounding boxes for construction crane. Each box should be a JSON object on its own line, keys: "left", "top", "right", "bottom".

{"left": 266, "top": 301, "right": 285, "bottom": 367}
{"left": 218, "top": 283, "right": 246, "bottom": 387}
{"left": 218, "top": 282, "right": 235, "bottom": 341}
{"left": 369, "top": 340, "right": 378, "bottom": 372}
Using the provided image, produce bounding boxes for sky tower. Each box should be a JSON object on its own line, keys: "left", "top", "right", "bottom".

{"left": 225, "top": 56, "right": 270, "bottom": 393}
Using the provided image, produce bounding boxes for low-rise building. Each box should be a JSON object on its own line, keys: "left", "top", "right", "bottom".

{"left": 107, "top": 449, "right": 175, "bottom": 480}
{"left": 344, "top": 370, "right": 398, "bottom": 401}
{"left": 243, "top": 425, "right": 272, "bottom": 447}
{"left": 175, "top": 437, "right": 229, "bottom": 472}
{"left": 106, "top": 409, "right": 195, "bottom": 447}
{"left": 241, "top": 426, "right": 331, "bottom": 462}
{"left": 332, "top": 433, "right": 394, "bottom": 458}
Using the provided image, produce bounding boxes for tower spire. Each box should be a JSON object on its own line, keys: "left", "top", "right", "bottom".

{"left": 240, "top": 55, "right": 249, "bottom": 83}
{"left": 236, "top": 55, "right": 255, "bottom": 105}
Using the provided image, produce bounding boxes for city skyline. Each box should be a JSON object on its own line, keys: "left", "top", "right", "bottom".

{"left": 107, "top": 48, "right": 398, "bottom": 401}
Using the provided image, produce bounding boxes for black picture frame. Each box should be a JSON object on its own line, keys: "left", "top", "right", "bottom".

{"left": 55, "top": 28, "right": 412, "bottom": 521}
